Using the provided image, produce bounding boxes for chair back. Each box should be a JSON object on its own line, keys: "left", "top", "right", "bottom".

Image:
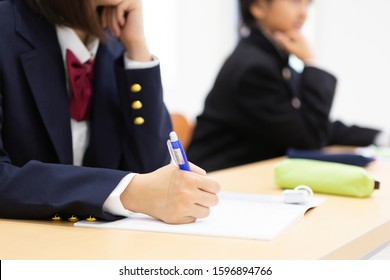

{"left": 170, "top": 113, "right": 193, "bottom": 151}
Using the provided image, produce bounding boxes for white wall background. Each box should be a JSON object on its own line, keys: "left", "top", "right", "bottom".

{"left": 143, "top": 0, "right": 390, "bottom": 131}
{"left": 143, "top": 0, "right": 238, "bottom": 120}
{"left": 312, "top": 0, "right": 390, "bottom": 131}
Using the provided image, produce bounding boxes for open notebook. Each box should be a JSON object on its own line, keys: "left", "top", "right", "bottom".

{"left": 75, "top": 192, "right": 324, "bottom": 240}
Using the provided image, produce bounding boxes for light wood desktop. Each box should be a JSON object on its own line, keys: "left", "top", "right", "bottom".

{"left": 1, "top": 156, "right": 389, "bottom": 260}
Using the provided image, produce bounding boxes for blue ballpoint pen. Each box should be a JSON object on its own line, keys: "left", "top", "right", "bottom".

{"left": 167, "top": 131, "right": 191, "bottom": 171}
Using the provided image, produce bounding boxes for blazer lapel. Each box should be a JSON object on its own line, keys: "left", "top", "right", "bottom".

{"left": 14, "top": 1, "right": 73, "bottom": 164}
{"left": 83, "top": 43, "right": 122, "bottom": 168}
{"left": 250, "top": 27, "right": 290, "bottom": 69}
{"left": 250, "top": 27, "right": 299, "bottom": 100}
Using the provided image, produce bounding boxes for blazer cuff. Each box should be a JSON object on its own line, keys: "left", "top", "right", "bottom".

{"left": 123, "top": 54, "right": 159, "bottom": 69}
{"left": 103, "top": 173, "right": 137, "bottom": 217}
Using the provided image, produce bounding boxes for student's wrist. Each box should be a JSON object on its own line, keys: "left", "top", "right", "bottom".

{"left": 103, "top": 173, "right": 137, "bottom": 217}
{"left": 120, "top": 173, "right": 149, "bottom": 214}
{"left": 303, "top": 57, "right": 317, "bottom": 66}
{"left": 124, "top": 39, "right": 152, "bottom": 62}
{"left": 301, "top": 53, "right": 316, "bottom": 65}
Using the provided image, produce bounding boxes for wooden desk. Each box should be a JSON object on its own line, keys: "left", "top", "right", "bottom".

{"left": 1, "top": 157, "right": 389, "bottom": 260}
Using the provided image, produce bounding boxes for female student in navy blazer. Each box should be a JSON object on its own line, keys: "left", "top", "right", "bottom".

{"left": 187, "top": 0, "right": 383, "bottom": 172}
{"left": 0, "top": 0, "right": 220, "bottom": 224}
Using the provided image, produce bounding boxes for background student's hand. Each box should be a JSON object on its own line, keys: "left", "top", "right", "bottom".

{"left": 101, "top": 0, "right": 151, "bottom": 61}
{"left": 120, "top": 163, "right": 222, "bottom": 224}
{"left": 273, "top": 30, "right": 314, "bottom": 64}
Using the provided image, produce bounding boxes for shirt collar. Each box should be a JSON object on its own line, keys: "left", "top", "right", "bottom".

{"left": 56, "top": 25, "right": 99, "bottom": 64}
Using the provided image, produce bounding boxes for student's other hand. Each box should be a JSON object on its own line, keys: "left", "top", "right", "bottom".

{"left": 120, "top": 163, "right": 222, "bottom": 224}
{"left": 273, "top": 30, "right": 314, "bottom": 64}
{"left": 101, "top": 0, "right": 151, "bottom": 62}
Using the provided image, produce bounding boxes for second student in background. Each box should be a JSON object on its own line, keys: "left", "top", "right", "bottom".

{"left": 187, "top": 0, "right": 387, "bottom": 172}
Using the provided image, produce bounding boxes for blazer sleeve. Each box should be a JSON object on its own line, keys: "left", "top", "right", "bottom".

{"left": 114, "top": 59, "right": 172, "bottom": 172}
{"left": 329, "top": 120, "right": 380, "bottom": 146}
{"left": 0, "top": 126, "right": 130, "bottom": 221}
{"left": 1, "top": 85, "right": 126, "bottom": 221}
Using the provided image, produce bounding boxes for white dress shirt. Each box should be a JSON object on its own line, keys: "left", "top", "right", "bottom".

{"left": 56, "top": 26, "right": 158, "bottom": 217}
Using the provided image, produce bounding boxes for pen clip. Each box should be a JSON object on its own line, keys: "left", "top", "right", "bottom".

{"left": 167, "top": 139, "right": 178, "bottom": 166}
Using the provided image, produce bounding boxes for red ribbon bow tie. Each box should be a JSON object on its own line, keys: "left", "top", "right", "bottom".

{"left": 66, "top": 49, "right": 95, "bottom": 121}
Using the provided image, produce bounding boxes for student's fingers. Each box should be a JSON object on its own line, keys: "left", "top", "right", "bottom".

{"left": 163, "top": 215, "right": 197, "bottom": 225}
{"left": 275, "top": 30, "right": 314, "bottom": 63}
{"left": 181, "top": 171, "right": 221, "bottom": 195}
{"left": 196, "top": 189, "right": 219, "bottom": 208}
{"left": 165, "top": 175, "right": 218, "bottom": 221}
{"left": 179, "top": 163, "right": 221, "bottom": 194}
{"left": 191, "top": 204, "right": 211, "bottom": 219}
{"left": 274, "top": 31, "right": 301, "bottom": 57}
{"left": 122, "top": 164, "right": 220, "bottom": 225}
{"left": 106, "top": 7, "right": 121, "bottom": 37}
{"left": 284, "top": 30, "right": 301, "bottom": 40}
{"left": 189, "top": 162, "right": 207, "bottom": 175}
{"left": 176, "top": 198, "right": 212, "bottom": 221}
{"left": 115, "top": 0, "right": 136, "bottom": 27}
{"left": 273, "top": 31, "right": 292, "bottom": 50}
{"left": 197, "top": 177, "right": 222, "bottom": 195}
{"left": 160, "top": 198, "right": 213, "bottom": 224}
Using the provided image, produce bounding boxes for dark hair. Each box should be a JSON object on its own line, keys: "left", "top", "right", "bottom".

{"left": 240, "top": 0, "right": 255, "bottom": 28}
{"left": 239, "top": 0, "right": 272, "bottom": 28}
{"left": 26, "top": 0, "right": 105, "bottom": 40}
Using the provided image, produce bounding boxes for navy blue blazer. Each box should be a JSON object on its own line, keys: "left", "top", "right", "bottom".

{"left": 188, "top": 27, "right": 379, "bottom": 172}
{"left": 0, "top": 0, "right": 172, "bottom": 220}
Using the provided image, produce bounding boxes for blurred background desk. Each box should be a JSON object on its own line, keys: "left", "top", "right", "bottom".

{"left": 1, "top": 157, "right": 389, "bottom": 260}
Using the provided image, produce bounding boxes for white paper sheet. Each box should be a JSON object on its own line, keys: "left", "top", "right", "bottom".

{"left": 75, "top": 192, "right": 325, "bottom": 240}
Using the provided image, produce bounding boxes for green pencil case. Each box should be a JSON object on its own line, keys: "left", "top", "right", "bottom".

{"left": 274, "top": 159, "right": 379, "bottom": 198}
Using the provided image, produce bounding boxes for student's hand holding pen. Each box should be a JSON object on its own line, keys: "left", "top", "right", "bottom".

{"left": 273, "top": 30, "right": 315, "bottom": 64}
{"left": 120, "top": 163, "right": 221, "bottom": 224}
{"left": 100, "top": 0, "right": 152, "bottom": 62}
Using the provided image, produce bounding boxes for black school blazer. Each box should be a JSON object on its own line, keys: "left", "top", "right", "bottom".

{"left": 188, "top": 27, "right": 378, "bottom": 172}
